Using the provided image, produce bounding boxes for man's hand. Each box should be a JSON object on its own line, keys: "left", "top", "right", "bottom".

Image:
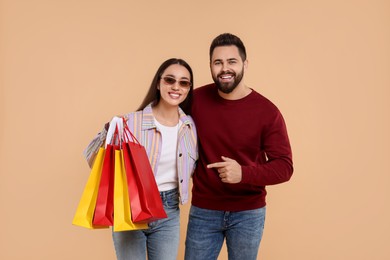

{"left": 207, "top": 156, "right": 242, "bottom": 184}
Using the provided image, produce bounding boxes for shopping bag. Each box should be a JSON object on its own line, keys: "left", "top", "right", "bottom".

{"left": 72, "top": 147, "right": 109, "bottom": 229}
{"left": 92, "top": 144, "right": 115, "bottom": 226}
{"left": 92, "top": 120, "right": 120, "bottom": 226}
{"left": 113, "top": 148, "right": 148, "bottom": 231}
{"left": 122, "top": 124, "right": 167, "bottom": 223}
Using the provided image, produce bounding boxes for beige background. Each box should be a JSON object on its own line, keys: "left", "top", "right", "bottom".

{"left": 1, "top": 0, "right": 389, "bottom": 259}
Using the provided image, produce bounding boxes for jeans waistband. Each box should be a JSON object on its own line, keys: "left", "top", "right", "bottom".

{"left": 159, "top": 188, "right": 178, "bottom": 200}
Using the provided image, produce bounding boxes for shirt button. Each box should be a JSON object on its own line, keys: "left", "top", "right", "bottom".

{"left": 179, "top": 153, "right": 182, "bottom": 157}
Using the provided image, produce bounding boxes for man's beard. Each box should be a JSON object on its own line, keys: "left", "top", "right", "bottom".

{"left": 213, "top": 68, "right": 244, "bottom": 94}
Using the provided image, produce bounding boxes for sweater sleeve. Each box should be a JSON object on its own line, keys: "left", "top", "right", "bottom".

{"left": 241, "top": 111, "right": 293, "bottom": 186}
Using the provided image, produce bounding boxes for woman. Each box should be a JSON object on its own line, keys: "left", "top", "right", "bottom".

{"left": 86, "top": 58, "right": 197, "bottom": 260}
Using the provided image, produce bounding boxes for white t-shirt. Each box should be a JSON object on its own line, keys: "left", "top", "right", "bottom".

{"left": 154, "top": 119, "right": 181, "bottom": 191}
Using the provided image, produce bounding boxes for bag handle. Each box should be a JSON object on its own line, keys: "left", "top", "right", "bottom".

{"left": 122, "top": 117, "right": 141, "bottom": 145}
{"left": 105, "top": 117, "right": 122, "bottom": 147}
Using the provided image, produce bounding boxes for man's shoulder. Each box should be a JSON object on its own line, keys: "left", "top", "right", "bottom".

{"left": 194, "top": 83, "right": 215, "bottom": 94}
{"left": 249, "top": 89, "right": 281, "bottom": 113}
{"left": 249, "top": 88, "right": 271, "bottom": 102}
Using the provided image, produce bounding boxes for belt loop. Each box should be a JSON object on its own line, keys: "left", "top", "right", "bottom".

{"left": 159, "top": 188, "right": 178, "bottom": 202}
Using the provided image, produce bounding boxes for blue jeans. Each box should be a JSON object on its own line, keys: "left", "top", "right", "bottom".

{"left": 185, "top": 205, "right": 266, "bottom": 260}
{"left": 112, "top": 188, "right": 180, "bottom": 260}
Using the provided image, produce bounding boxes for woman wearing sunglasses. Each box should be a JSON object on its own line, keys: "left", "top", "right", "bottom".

{"left": 85, "top": 58, "right": 197, "bottom": 260}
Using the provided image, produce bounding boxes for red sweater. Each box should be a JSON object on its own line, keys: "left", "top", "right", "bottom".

{"left": 191, "top": 84, "right": 293, "bottom": 211}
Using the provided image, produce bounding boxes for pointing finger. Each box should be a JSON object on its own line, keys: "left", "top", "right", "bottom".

{"left": 207, "top": 162, "right": 227, "bottom": 168}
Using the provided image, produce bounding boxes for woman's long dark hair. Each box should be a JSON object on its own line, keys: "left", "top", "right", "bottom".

{"left": 137, "top": 58, "right": 194, "bottom": 115}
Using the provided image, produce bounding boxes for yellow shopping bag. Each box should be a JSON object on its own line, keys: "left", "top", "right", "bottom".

{"left": 72, "top": 147, "right": 109, "bottom": 229}
{"left": 113, "top": 148, "right": 148, "bottom": 232}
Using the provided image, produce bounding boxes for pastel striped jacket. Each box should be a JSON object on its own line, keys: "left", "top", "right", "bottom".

{"left": 84, "top": 105, "right": 198, "bottom": 204}
{"left": 125, "top": 104, "right": 198, "bottom": 204}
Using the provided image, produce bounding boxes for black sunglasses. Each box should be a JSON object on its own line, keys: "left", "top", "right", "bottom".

{"left": 161, "top": 76, "right": 192, "bottom": 88}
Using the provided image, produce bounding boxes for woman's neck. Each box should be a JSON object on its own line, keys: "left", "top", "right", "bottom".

{"left": 152, "top": 104, "right": 179, "bottom": 127}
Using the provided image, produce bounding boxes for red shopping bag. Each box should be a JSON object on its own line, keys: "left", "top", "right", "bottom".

{"left": 93, "top": 125, "right": 119, "bottom": 226}
{"left": 92, "top": 144, "right": 115, "bottom": 226}
{"left": 122, "top": 123, "right": 167, "bottom": 223}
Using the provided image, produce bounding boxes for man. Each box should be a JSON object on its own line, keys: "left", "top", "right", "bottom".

{"left": 185, "top": 33, "right": 293, "bottom": 260}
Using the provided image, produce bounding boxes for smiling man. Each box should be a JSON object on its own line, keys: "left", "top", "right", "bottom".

{"left": 185, "top": 33, "right": 294, "bottom": 260}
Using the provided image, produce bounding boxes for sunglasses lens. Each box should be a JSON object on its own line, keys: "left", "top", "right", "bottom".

{"left": 179, "top": 81, "right": 191, "bottom": 88}
{"left": 163, "top": 77, "right": 176, "bottom": 85}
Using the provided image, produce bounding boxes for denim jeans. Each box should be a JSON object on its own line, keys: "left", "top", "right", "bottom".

{"left": 185, "top": 205, "right": 266, "bottom": 260}
{"left": 112, "top": 188, "right": 180, "bottom": 260}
